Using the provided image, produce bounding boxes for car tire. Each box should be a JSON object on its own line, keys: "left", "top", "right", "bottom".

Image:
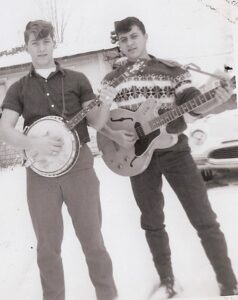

{"left": 201, "top": 169, "right": 214, "bottom": 181}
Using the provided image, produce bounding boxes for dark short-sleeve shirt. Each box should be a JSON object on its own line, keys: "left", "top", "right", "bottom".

{"left": 2, "top": 61, "right": 95, "bottom": 144}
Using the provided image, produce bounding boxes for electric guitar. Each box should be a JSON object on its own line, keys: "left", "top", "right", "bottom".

{"left": 97, "top": 77, "right": 235, "bottom": 176}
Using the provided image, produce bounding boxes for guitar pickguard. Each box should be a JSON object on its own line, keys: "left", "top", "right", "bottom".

{"left": 134, "top": 129, "right": 161, "bottom": 156}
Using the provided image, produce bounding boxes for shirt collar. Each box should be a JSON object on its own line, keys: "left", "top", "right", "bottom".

{"left": 29, "top": 60, "right": 65, "bottom": 77}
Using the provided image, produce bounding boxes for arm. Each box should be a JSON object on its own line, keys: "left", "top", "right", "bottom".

{"left": 174, "top": 68, "right": 232, "bottom": 119}
{"left": 100, "top": 124, "right": 136, "bottom": 149}
{"left": 192, "top": 83, "right": 233, "bottom": 115}
{"left": 84, "top": 86, "right": 117, "bottom": 131}
{"left": 0, "top": 109, "right": 32, "bottom": 149}
{"left": 0, "top": 109, "right": 63, "bottom": 156}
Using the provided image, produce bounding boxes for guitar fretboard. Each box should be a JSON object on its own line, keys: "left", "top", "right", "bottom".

{"left": 149, "top": 88, "right": 217, "bottom": 131}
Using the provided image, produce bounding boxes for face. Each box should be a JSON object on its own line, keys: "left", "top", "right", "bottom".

{"left": 118, "top": 25, "right": 148, "bottom": 61}
{"left": 26, "top": 33, "right": 55, "bottom": 69}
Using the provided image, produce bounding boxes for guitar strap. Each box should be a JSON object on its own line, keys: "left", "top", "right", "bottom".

{"left": 182, "top": 63, "right": 227, "bottom": 80}
{"left": 61, "top": 76, "right": 66, "bottom": 118}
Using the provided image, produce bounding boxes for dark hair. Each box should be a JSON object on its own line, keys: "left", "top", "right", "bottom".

{"left": 114, "top": 17, "right": 146, "bottom": 36}
{"left": 24, "top": 20, "right": 55, "bottom": 44}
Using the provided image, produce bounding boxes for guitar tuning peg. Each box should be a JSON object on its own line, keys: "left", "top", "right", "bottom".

{"left": 219, "top": 78, "right": 230, "bottom": 89}
{"left": 224, "top": 65, "right": 233, "bottom": 72}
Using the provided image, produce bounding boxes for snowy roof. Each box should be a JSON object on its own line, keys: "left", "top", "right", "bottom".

{"left": 0, "top": 44, "right": 117, "bottom": 71}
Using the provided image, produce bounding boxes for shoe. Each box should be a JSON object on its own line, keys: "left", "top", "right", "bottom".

{"left": 148, "top": 277, "right": 182, "bottom": 300}
{"left": 220, "top": 284, "right": 238, "bottom": 296}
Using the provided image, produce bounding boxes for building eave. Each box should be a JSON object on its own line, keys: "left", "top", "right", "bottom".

{"left": 0, "top": 46, "right": 119, "bottom": 76}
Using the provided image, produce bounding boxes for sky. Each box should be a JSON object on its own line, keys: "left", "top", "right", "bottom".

{"left": 0, "top": 0, "right": 237, "bottom": 88}
{"left": 0, "top": 0, "right": 236, "bottom": 63}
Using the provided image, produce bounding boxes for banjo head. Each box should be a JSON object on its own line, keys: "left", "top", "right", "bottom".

{"left": 24, "top": 116, "right": 80, "bottom": 177}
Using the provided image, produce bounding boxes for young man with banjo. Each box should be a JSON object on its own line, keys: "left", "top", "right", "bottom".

{"left": 0, "top": 20, "right": 119, "bottom": 300}
{"left": 98, "top": 17, "right": 238, "bottom": 298}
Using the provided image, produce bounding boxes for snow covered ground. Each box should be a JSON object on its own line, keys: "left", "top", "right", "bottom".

{"left": 0, "top": 157, "right": 238, "bottom": 300}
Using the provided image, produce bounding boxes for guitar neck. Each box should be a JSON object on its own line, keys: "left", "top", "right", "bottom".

{"left": 149, "top": 86, "right": 220, "bottom": 131}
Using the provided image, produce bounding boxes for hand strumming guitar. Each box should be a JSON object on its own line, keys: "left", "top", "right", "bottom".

{"left": 100, "top": 124, "right": 137, "bottom": 149}
{"left": 111, "top": 129, "right": 137, "bottom": 149}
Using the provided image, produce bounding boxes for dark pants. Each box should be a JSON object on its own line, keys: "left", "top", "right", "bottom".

{"left": 26, "top": 144, "right": 117, "bottom": 300}
{"left": 130, "top": 140, "right": 237, "bottom": 290}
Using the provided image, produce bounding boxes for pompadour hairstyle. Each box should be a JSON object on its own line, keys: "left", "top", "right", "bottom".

{"left": 114, "top": 17, "right": 146, "bottom": 36}
{"left": 24, "top": 20, "right": 55, "bottom": 44}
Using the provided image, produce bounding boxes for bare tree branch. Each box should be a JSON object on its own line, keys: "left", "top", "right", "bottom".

{"left": 35, "top": 0, "right": 70, "bottom": 43}
{"left": 198, "top": 0, "right": 238, "bottom": 23}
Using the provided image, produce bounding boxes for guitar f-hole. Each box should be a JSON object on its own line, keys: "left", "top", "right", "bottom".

{"left": 130, "top": 156, "right": 138, "bottom": 167}
{"left": 110, "top": 117, "right": 134, "bottom": 122}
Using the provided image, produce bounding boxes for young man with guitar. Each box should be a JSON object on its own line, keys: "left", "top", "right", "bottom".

{"left": 99, "top": 17, "right": 238, "bottom": 298}
{"left": 0, "top": 20, "right": 118, "bottom": 300}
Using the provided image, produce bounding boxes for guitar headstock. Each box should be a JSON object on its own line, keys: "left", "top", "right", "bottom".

{"left": 112, "top": 59, "right": 147, "bottom": 87}
{"left": 220, "top": 76, "right": 236, "bottom": 90}
{"left": 230, "top": 76, "right": 236, "bottom": 90}
{"left": 123, "top": 59, "right": 147, "bottom": 77}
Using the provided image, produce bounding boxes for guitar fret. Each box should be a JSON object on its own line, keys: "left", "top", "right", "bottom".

{"left": 151, "top": 118, "right": 162, "bottom": 129}
{"left": 181, "top": 104, "right": 189, "bottom": 113}
{"left": 206, "top": 89, "right": 216, "bottom": 100}
{"left": 166, "top": 110, "right": 173, "bottom": 120}
{"left": 166, "top": 111, "right": 173, "bottom": 121}
{"left": 171, "top": 110, "right": 178, "bottom": 120}
{"left": 191, "top": 99, "right": 197, "bottom": 108}
{"left": 195, "top": 95, "right": 202, "bottom": 105}
{"left": 177, "top": 106, "right": 183, "bottom": 116}
{"left": 186, "top": 101, "right": 193, "bottom": 111}
{"left": 198, "top": 94, "right": 206, "bottom": 104}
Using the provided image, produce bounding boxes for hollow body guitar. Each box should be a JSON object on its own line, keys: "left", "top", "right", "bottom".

{"left": 23, "top": 60, "right": 146, "bottom": 177}
{"left": 97, "top": 77, "right": 235, "bottom": 176}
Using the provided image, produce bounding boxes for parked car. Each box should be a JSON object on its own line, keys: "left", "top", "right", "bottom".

{"left": 186, "top": 109, "right": 238, "bottom": 181}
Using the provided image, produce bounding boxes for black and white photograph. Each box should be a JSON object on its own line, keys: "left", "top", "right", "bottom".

{"left": 0, "top": 0, "right": 238, "bottom": 299}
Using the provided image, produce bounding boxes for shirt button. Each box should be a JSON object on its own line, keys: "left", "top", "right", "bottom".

{"left": 45, "top": 79, "right": 47, "bottom": 83}
{"left": 46, "top": 92, "right": 50, "bottom": 96}
{"left": 51, "top": 104, "right": 55, "bottom": 108}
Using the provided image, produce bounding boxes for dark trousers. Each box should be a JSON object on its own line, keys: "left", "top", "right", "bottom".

{"left": 130, "top": 143, "right": 237, "bottom": 290}
{"left": 26, "top": 145, "right": 117, "bottom": 300}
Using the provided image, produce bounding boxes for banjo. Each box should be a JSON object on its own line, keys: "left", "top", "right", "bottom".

{"left": 23, "top": 60, "right": 146, "bottom": 177}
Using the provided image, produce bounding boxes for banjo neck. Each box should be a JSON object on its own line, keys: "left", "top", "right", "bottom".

{"left": 66, "top": 97, "right": 100, "bottom": 130}
{"left": 66, "top": 59, "right": 147, "bottom": 131}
